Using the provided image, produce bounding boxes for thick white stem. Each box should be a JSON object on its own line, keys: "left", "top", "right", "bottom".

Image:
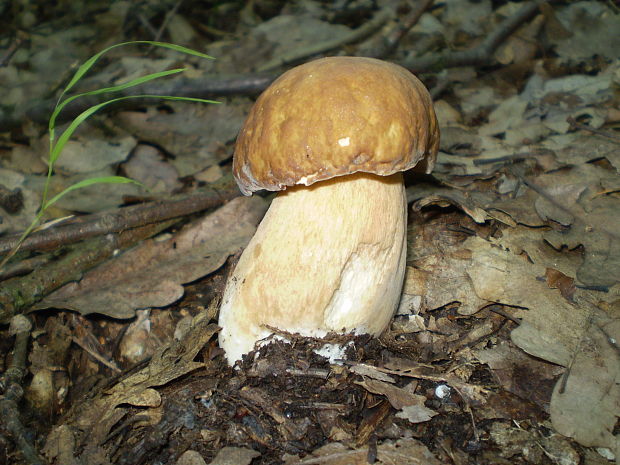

{"left": 218, "top": 172, "right": 407, "bottom": 364}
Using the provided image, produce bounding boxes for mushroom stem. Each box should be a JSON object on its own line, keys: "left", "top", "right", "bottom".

{"left": 218, "top": 172, "right": 407, "bottom": 364}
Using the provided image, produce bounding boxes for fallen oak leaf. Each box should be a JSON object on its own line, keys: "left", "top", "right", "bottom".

{"left": 36, "top": 196, "right": 268, "bottom": 318}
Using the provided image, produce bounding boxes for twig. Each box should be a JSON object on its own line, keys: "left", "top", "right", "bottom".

{"left": 487, "top": 306, "right": 522, "bottom": 325}
{"left": 71, "top": 336, "right": 121, "bottom": 373}
{"left": 0, "top": 220, "right": 175, "bottom": 325}
{"left": 0, "top": 1, "right": 545, "bottom": 131}
{"left": 567, "top": 116, "right": 620, "bottom": 143}
{"left": 509, "top": 165, "right": 620, "bottom": 241}
{"left": 154, "top": 0, "right": 183, "bottom": 43}
{"left": 473, "top": 151, "right": 543, "bottom": 166}
{"left": 0, "top": 32, "right": 26, "bottom": 68}
{"left": 373, "top": 0, "right": 435, "bottom": 59}
{"left": 0, "top": 316, "right": 47, "bottom": 465}
{"left": 0, "top": 179, "right": 239, "bottom": 257}
{"left": 402, "top": 0, "right": 544, "bottom": 72}
{"left": 256, "top": 8, "right": 392, "bottom": 72}
{"left": 136, "top": 13, "right": 159, "bottom": 37}
{"left": 6, "top": 72, "right": 277, "bottom": 130}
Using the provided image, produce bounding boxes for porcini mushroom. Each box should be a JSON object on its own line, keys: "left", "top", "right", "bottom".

{"left": 219, "top": 56, "right": 439, "bottom": 365}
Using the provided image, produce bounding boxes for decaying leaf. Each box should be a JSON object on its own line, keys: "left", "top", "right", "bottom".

{"left": 475, "top": 339, "right": 564, "bottom": 410}
{"left": 489, "top": 422, "right": 580, "bottom": 465}
{"left": 0, "top": 168, "right": 42, "bottom": 234}
{"left": 53, "top": 130, "right": 136, "bottom": 174}
{"left": 123, "top": 144, "right": 182, "bottom": 193}
{"left": 284, "top": 438, "right": 441, "bottom": 465}
{"left": 466, "top": 235, "right": 588, "bottom": 366}
{"left": 550, "top": 311, "right": 620, "bottom": 457}
{"left": 116, "top": 102, "right": 249, "bottom": 177}
{"left": 177, "top": 450, "right": 207, "bottom": 465}
{"left": 466, "top": 234, "right": 620, "bottom": 456}
{"left": 208, "top": 447, "right": 261, "bottom": 465}
{"left": 36, "top": 196, "right": 267, "bottom": 318}
{"left": 43, "top": 306, "right": 219, "bottom": 461}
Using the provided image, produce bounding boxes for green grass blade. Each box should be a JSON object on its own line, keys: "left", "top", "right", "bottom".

{"left": 42, "top": 176, "right": 143, "bottom": 211}
{"left": 50, "top": 40, "right": 215, "bottom": 150}
{"left": 49, "top": 94, "right": 220, "bottom": 167}
{"left": 49, "top": 68, "right": 186, "bottom": 133}
{"left": 59, "top": 41, "right": 213, "bottom": 104}
{"left": 0, "top": 176, "right": 142, "bottom": 269}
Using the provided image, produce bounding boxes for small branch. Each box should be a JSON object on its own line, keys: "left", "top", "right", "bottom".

{"left": 72, "top": 336, "right": 121, "bottom": 373}
{"left": 567, "top": 116, "right": 620, "bottom": 143}
{"left": 0, "top": 220, "right": 175, "bottom": 325}
{"left": 0, "top": 32, "right": 27, "bottom": 68}
{"left": 256, "top": 8, "right": 393, "bottom": 72}
{"left": 0, "top": 316, "right": 47, "bottom": 465}
{"left": 373, "top": 0, "right": 435, "bottom": 59}
{"left": 0, "top": 180, "right": 239, "bottom": 257}
{"left": 0, "top": 1, "right": 545, "bottom": 131}
{"left": 7, "top": 72, "right": 277, "bottom": 130}
{"left": 402, "top": 0, "right": 544, "bottom": 72}
{"left": 151, "top": 0, "right": 184, "bottom": 45}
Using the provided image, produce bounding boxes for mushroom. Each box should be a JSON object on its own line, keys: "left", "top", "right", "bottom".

{"left": 219, "top": 56, "right": 439, "bottom": 365}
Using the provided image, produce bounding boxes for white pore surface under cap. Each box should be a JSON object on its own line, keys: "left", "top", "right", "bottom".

{"left": 218, "top": 172, "right": 407, "bottom": 365}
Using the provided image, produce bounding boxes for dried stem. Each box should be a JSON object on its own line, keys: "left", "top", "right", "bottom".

{"left": 0, "top": 180, "right": 239, "bottom": 257}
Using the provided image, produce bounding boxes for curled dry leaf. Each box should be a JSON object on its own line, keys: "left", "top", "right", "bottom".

{"left": 356, "top": 378, "right": 437, "bottom": 424}
{"left": 465, "top": 235, "right": 588, "bottom": 366}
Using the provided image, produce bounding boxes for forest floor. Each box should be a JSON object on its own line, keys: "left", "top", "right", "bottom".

{"left": 0, "top": 1, "right": 618, "bottom": 464}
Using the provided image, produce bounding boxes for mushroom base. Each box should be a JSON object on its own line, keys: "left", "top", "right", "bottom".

{"left": 218, "top": 172, "right": 407, "bottom": 365}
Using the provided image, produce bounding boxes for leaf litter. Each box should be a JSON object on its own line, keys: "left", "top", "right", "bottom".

{"left": 35, "top": 196, "right": 267, "bottom": 319}
{"left": 0, "top": 1, "right": 619, "bottom": 464}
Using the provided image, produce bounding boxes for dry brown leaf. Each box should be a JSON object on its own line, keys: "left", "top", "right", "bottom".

{"left": 405, "top": 251, "right": 487, "bottom": 316}
{"left": 348, "top": 364, "right": 396, "bottom": 383}
{"left": 41, "top": 425, "right": 80, "bottom": 465}
{"left": 465, "top": 235, "right": 588, "bottom": 366}
{"left": 177, "top": 450, "right": 207, "bottom": 465}
{"left": 54, "top": 130, "right": 136, "bottom": 174}
{"left": 356, "top": 378, "right": 436, "bottom": 422}
{"left": 116, "top": 102, "right": 248, "bottom": 176}
{"left": 36, "top": 196, "right": 267, "bottom": 318}
{"left": 208, "top": 447, "right": 261, "bottom": 465}
{"left": 43, "top": 307, "right": 219, "bottom": 458}
{"left": 466, "top": 235, "right": 620, "bottom": 453}
{"left": 285, "top": 438, "right": 441, "bottom": 465}
{"left": 360, "top": 359, "right": 489, "bottom": 406}
{"left": 395, "top": 404, "right": 437, "bottom": 424}
{"left": 122, "top": 387, "right": 161, "bottom": 408}
{"left": 0, "top": 167, "right": 41, "bottom": 234}
{"left": 475, "top": 339, "right": 564, "bottom": 409}
{"left": 489, "top": 422, "right": 580, "bottom": 465}
{"left": 550, "top": 312, "right": 620, "bottom": 457}
{"left": 123, "top": 144, "right": 182, "bottom": 193}
{"left": 492, "top": 226, "right": 580, "bottom": 283}
{"left": 413, "top": 190, "right": 492, "bottom": 223}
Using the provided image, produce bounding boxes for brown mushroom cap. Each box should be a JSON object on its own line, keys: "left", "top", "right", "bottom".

{"left": 233, "top": 56, "right": 439, "bottom": 195}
